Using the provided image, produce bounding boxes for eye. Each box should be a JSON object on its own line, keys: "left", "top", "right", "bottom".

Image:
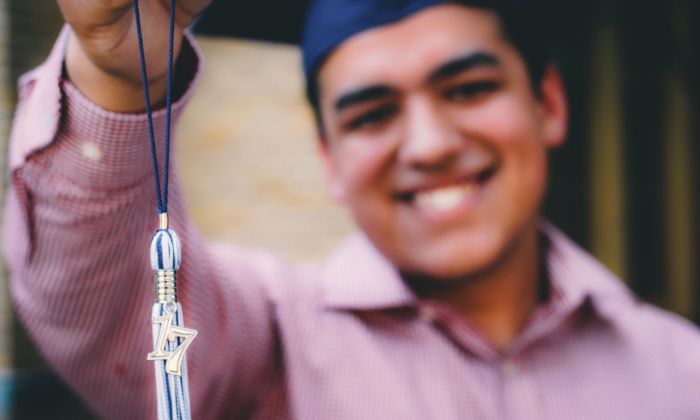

{"left": 443, "top": 81, "right": 500, "bottom": 102}
{"left": 345, "top": 105, "right": 399, "bottom": 132}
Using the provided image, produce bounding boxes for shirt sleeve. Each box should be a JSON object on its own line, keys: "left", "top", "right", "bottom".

{"left": 3, "top": 25, "right": 280, "bottom": 419}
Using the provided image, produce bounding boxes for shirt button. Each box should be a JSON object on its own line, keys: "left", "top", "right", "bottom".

{"left": 502, "top": 360, "right": 519, "bottom": 376}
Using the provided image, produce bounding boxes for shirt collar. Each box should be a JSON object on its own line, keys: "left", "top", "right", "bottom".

{"left": 321, "top": 232, "right": 417, "bottom": 310}
{"left": 541, "top": 222, "right": 636, "bottom": 324}
{"left": 322, "top": 223, "right": 637, "bottom": 323}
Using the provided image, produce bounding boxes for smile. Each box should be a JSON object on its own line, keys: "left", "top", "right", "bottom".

{"left": 414, "top": 181, "right": 478, "bottom": 212}
{"left": 396, "top": 165, "right": 496, "bottom": 219}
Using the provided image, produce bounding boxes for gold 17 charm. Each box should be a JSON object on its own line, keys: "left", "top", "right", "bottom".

{"left": 147, "top": 307, "right": 197, "bottom": 376}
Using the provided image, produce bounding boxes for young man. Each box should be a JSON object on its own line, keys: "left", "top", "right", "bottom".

{"left": 4, "top": 0, "right": 699, "bottom": 418}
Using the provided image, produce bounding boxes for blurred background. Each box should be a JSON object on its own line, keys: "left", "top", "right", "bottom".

{"left": 0, "top": 0, "right": 698, "bottom": 418}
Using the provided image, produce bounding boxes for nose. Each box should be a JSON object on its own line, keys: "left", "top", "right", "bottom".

{"left": 398, "top": 96, "right": 462, "bottom": 170}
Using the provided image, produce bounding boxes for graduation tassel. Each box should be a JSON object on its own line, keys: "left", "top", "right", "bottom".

{"left": 147, "top": 214, "right": 197, "bottom": 420}
{"left": 132, "top": 1, "right": 197, "bottom": 418}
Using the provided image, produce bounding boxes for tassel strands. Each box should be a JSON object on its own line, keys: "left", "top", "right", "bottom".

{"left": 149, "top": 302, "right": 195, "bottom": 420}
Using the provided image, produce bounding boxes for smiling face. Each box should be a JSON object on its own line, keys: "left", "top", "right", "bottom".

{"left": 317, "top": 4, "right": 567, "bottom": 281}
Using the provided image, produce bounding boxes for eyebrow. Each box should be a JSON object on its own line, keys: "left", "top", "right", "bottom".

{"left": 335, "top": 85, "right": 397, "bottom": 112}
{"left": 428, "top": 51, "right": 501, "bottom": 84}
{"left": 333, "top": 51, "right": 501, "bottom": 113}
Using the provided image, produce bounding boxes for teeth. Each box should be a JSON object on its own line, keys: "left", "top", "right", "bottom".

{"left": 414, "top": 182, "right": 477, "bottom": 212}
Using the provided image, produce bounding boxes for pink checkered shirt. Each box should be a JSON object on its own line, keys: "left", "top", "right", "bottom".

{"left": 4, "top": 27, "right": 700, "bottom": 420}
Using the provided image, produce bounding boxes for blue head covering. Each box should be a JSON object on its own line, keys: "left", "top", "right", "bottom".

{"left": 302, "top": 0, "right": 453, "bottom": 81}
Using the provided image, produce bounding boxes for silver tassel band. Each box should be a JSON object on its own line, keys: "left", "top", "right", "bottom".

{"left": 155, "top": 270, "right": 177, "bottom": 304}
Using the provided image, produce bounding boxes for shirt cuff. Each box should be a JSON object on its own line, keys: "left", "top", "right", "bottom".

{"left": 15, "top": 26, "right": 203, "bottom": 191}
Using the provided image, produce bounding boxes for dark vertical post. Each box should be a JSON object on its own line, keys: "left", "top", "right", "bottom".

{"left": 541, "top": 0, "right": 596, "bottom": 248}
{"left": 617, "top": 0, "right": 672, "bottom": 305}
{"left": 686, "top": 0, "right": 700, "bottom": 324}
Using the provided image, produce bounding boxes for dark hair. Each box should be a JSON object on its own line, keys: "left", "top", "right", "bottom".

{"left": 305, "top": 1, "right": 552, "bottom": 133}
